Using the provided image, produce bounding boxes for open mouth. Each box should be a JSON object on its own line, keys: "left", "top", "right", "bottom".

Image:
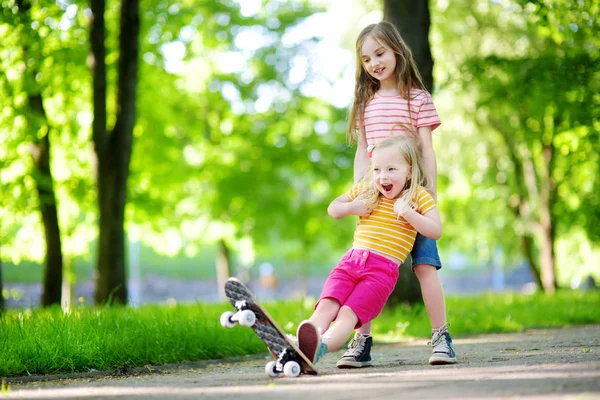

{"left": 382, "top": 184, "right": 393, "bottom": 193}
{"left": 374, "top": 67, "right": 385, "bottom": 74}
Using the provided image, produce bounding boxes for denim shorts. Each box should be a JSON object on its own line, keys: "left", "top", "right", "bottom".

{"left": 410, "top": 233, "right": 442, "bottom": 270}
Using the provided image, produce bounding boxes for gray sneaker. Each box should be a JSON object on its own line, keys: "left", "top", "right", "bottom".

{"left": 336, "top": 333, "right": 373, "bottom": 368}
{"left": 428, "top": 322, "right": 457, "bottom": 365}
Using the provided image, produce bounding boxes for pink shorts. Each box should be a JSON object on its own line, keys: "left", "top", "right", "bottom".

{"left": 316, "top": 248, "right": 399, "bottom": 328}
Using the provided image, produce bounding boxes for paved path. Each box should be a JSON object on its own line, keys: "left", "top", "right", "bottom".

{"left": 7, "top": 325, "right": 600, "bottom": 399}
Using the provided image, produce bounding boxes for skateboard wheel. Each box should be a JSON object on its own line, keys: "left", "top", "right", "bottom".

{"left": 283, "top": 361, "right": 301, "bottom": 377}
{"left": 265, "top": 361, "right": 279, "bottom": 377}
{"left": 220, "top": 311, "right": 236, "bottom": 328}
{"left": 238, "top": 310, "right": 256, "bottom": 327}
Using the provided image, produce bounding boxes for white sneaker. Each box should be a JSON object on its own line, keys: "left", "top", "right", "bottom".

{"left": 428, "top": 322, "right": 457, "bottom": 365}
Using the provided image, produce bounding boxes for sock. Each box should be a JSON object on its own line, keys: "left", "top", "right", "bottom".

{"left": 433, "top": 322, "right": 449, "bottom": 335}
{"left": 315, "top": 341, "right": 328, "bottom": 363}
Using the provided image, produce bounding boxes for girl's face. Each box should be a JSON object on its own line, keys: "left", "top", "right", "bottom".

{"left": 372, "top": 146, "right": 411, "bottom": 199}
{"left": 360, "top": 35, "right": 397, "bottom": 85}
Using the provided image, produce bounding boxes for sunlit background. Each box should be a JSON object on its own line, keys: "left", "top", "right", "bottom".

{"left": 1, "top": 0, "right": 598, "bottom": 308}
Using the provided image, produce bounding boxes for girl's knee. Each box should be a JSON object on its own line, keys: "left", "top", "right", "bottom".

{"left": 338, "top": 305, "right": 359, "bottom": 321}
{"left": 414, "top": 264, "right": 438, "bottom": 279}
{"left": 317, "top": 297, "right": 340, "bottom": 308}
{"left": 315, "top": 298, "right": 341, "bottom": 313}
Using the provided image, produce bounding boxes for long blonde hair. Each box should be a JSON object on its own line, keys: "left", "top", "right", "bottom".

{"left": 347, "top": 21, "right": 426, "bottom": 145}
{"left": 359, "top": 133, "right": 432, "bottom": 218}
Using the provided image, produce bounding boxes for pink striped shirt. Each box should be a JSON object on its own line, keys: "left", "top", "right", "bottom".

{"left": 362, "top": 90, "right": 441, "bottom": 146}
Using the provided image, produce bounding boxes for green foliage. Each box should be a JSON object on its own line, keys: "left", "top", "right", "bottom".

{"left": 431, "top": 0, "right": 600, "bottom": 282}
{"left": 464, "top": 52, "right": 599, "bottom": 235}
{"left": 1, "top": 0, "right": 358, "bottom": 279}
{"left": 0, "top": 0, "right": 98, "bottom": 266}
{"left": 2, "top": 0, "right": 598, "bottom": 288}
{"left": 132, "top": 1, "right": 355, "bottom": 259}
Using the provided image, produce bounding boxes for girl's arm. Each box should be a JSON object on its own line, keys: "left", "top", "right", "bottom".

{"left": 402, "top": 208, "right": 442, "bottom": 240}
{"left": 353, "top": 137, "right": 369, "bottom": 183}
{"left": 328, "top": 193, "right": 371, "bottom": 219}
{"left": 418, "top": 126, "right": 438, "bottom": 199}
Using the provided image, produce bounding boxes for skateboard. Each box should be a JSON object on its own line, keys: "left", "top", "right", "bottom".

{"left": 220, "top": 277, "right": 318, "bottom": 377}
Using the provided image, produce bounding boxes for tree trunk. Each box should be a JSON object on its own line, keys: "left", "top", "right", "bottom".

{"left": 538, "top": 219, "right": 556, "bottom": 292}
{"left": 216, "top": 239, "right": 232, "bottom": 300}
{"left": 384, "top": 0, "right": 434, "bottom": 91}
{"left": 383, "top": 0, "right": 433, "bottom": 305}
{"left": 490, "top": 118, "right": 550, "bottom": 292}
{"left": 91, "top": 0, "right": 140, "bottom": 305}
{"left": 17, "top": 0, "right": 63, "bottom": 307}
{"left": 520, "top": 235, "right": 543, "bottom": 289}
{"left": 32, "top": 108, "right": 63, "bottom": 307}
{"left": 538, "top": 143, "right": 557, "bottom": 292}
{"left": 521, "top": 146, "right": 557, "bottom": 293}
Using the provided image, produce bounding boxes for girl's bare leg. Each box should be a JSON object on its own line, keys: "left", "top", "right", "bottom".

{"left": 357, "top": 321, "right": 371, "bottom": 336}
{"left": 309, "top": 298, "right": 341, "bottom": 335}
{"left": 414, "top": 264, "right": 446, "bottom": 329}
{"left": 321, "top": 305, "right": 359, "bottom": 351}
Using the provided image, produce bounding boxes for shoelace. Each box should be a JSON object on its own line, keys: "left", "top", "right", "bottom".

{"left": 346, "top": 335, "right": 366, "bottom": 356}
{"left": 428, "top": 322, "right": 451, "bottom": 354}
{"left": 429, "top": 331, "right": 450, "bottom": 354}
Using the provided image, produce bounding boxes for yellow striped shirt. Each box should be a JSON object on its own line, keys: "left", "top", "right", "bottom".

{"left": 347, "top": 184, "right": 436, "bottom": 264}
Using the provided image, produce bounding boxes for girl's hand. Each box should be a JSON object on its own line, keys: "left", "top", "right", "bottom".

{"left": 351, "top": 195, "right": 372, "bottom": 217}
{"left": 394, "top": 197, "right": 413, "bottom": 217}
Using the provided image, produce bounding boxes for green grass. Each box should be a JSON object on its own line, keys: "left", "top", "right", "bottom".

{"left": 0, "top": 300, "right": 314, "bottom": 378}
{"left": 0, "top": 290, "right": 598, "bottom": 378}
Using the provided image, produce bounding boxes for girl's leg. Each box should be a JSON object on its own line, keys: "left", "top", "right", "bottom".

{"left": 413, "top": 264, "right": 446, "bottom": 329}
{"left": 356, "top": 321, "right": 371, "bottom": 336}
{"left": 359, "top": 265, "right": 445, "bottom": 334}
{"left": 410, "top": 234, "right": 446, "bottom": 330}
{"left": 310, "top": 298, "right": 341, "bottom": 335}
{"left": 297, "top": 303, "right": 357, "bottom": 364}
{"left": 414, "top": 263, "right": 456, "bottom": 364}
{"left": 321, "top": 305, "right": 359, "bottom": 351}
{"left": 336, "top": 250, "right": 398, "bottom": 368}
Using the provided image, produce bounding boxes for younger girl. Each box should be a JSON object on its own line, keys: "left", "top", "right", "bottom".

{"left": 296, "top": 135, "right": 442, "bottom": 364}
{"left": 338, "top": 21, "right": 456, "bottom": 367}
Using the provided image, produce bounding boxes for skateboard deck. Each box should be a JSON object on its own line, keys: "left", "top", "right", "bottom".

{"left": 222, "top": 277, "right": 318, "bottom": 377}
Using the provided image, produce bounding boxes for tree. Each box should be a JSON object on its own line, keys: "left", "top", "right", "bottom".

{"left": 3, "top": 0, "right": 65, "bottom": 306}
{"left": 90, "top": 0, "right": 140, "bottom": 304}
{"left": 432, "top": 0, "right": 600, "bottom": 290}
{"left": 384, "top": 0, "right": 433, "bottom": 91}
{"left": 382, "top": 0, "right": 435, "bottom": 305}
{"left": 463, "top": 53, "right": 598, "bottom": 292}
